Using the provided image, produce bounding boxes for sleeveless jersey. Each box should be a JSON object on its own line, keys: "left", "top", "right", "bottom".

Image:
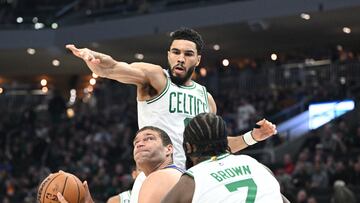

{"left": 130, "top": 164, "right": 184, "bottom": 203}
{"left": 137, "top": 77, "right": 210, "bottom": 169}
{"left": 186, "top": 154, "right": 282, "bottom": 203}
{"left": 118, "top": 190, "right": 131, "bottom": 203}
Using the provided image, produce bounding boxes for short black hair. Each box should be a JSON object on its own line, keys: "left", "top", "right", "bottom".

{"left": 136, "top": 126, "right": 172, "bottom": 146}
{"left": 170, "top": 27, "right": 204, "bottom": 54}
{"left": 183, "top": 113, "right": 229, "bottom": 157}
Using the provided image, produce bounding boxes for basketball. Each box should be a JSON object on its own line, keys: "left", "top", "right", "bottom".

{"left": 37, "top": 171, "right": 85, "bottom": 203}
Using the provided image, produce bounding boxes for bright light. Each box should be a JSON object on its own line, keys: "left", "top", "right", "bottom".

{"left": 271, "top": 53, "right": 278, "bottom": 61}
{"left": 213, "top": 44, "right": 220, "bottom": 51}
{"left": 336, "top": 45, "right": 343, "bottom": 51}
{"left": 34, "top": 22, "right": 45, "bottom": 30}
{"left": 40, "top": 79, "right": 47, "bottom": 86}
{"left": 27, "top": 48, "right": 36, "bottom": 55}
{"left": 70, "top": 89, "right": 76, "bottom": 96}
{"left": 222, "top": 59, "right": 229, "bottom": 67}
{"left": 32, "top": 17, "right": 38, "bottom": 23}
{"left": 41, "top": 86, "right": 48, "bottom": 93}
{"left": 67, "top": 108, "right": 75, "bottom": 118}
{"left": 200, "top": 68, "right": 207, "bottom": 77}
{"left": 342, "top": 27, "right": 351, "bottom": 34}
{"left": 300, "top": 13, "right": 311, "bottom": 20}
{"left": 87, "top": 86, "right": 94, "bottom": 92}
{"left": 340, "top": 77, "right": 346, "bottom": 85}
{"left": 89, "top": 78, "right": 96, "bottom": 85}
{"left": 16, "top": 17, "right": 23, "bottom": 23}
{"left": 0, "top": 87, "right": 3, "bottom": 94}
{"left": 135, "top": 53, "right": 144, "bottom": 60}
{"left": 92, "top": 73, "right": 98, "bottom": 78}
{"left": 51, "top": 23, "right": 58, "bottom": 29}
{"left": 52, "top": 59, "right": 60, "bottom": 66}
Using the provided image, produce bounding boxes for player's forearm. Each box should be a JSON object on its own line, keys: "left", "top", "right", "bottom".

{"left": 227, "top": 135, "right": 248, "bottom": 152}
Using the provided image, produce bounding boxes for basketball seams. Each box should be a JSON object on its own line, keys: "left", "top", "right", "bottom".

{"left": 41, "top": 173, "right": 62, "bottom": 203}
{"left": 62, "top": 176, "right": 69, "bottom": 195}
{"left": 72, "top": 175, "right": 81, "bottom": 203}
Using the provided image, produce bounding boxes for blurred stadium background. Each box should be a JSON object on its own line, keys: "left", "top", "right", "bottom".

{"left": 0, "top": 0, "right": 360, "bottom": 202}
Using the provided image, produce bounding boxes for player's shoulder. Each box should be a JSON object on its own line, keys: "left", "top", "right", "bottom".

{"left": 147, "top": 167, "right": 182, "bottom": 180}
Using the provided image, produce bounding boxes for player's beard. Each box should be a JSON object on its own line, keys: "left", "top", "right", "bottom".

{"left": 185, "top": 156, "right": 194, "bottom": 169}
{"left": 168, "top": 65, "right": 195, "bottom": 86}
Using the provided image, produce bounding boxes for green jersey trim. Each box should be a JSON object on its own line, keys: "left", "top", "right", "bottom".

{"left": 202, "top": 86, "right": 209, "bottom": 110}
{"left": 200, "top": 153, "right": 231, "bottom": 164}
{"left": 146, "top": 78, "right": 170, "bottom": 104}
{"left": 184, "top": 171, "right": 194, "bottom": 178}
{"left": 170, "top": 81, "right": 196, "bottom": 89}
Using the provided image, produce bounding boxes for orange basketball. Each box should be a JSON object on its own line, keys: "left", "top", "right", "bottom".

{"left": 37, "top": 171, "right": 85, "bottom": 203}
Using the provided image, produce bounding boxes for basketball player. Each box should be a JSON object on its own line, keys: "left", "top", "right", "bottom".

{"left": 66, "top": 27, "right": 277, "bottom": 202}
{"left": 162, "top": 113, "right": 289, "bottom": 203}
{"left": 57, "top": 126, "right": 184, "bottom": 203}
{"left": 106, "top": 166, "right": 141, "bottom": 203}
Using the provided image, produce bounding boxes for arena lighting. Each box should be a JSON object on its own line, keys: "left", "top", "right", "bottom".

{"left": 66, "top": 108, "right": 75, "bottom": 118}
{"left": 32, "top": 17, "right": 38, "bottom": 23}
{"left": 34, "top": 22, "right": 45, "bottom": 30}
{"left": 300, "top": 13, "right": 310, "bottom": 20}
{"left": 51, "top": 23, "right": 58, "bottom": 29}
{"left": 16, "top": 17, "right": 23, "bottom": 23}
{"left": 222, "top": 59, "right": 229, "bottom": 67}
{"left": 52, "top": 59, "right": 60, "bottom": 66}
{"left": 41, "top": 86, "right": 48, "bottom": 93}
{"left": 200, "top": 67, "right": 207, "bottom": 77}
{"left": 70, "top": 89, "right": 76, "bottom": 96}
{"left": 135, "top": 53, "right": 144, "bottom": 60}
{"left": 92, "top": 73, "right": 98, "bottom": 78}
{"left": 309, "top": 100, "right": 355, "bottom": 129}
{"left": 213, "top": 44, "right": 220, "bottom": 51}
{"left": 27, "top": 48, "right": 36, "bottom": 55}
{"left": 89, "top": 78, "right": 96, "bottom": 85}
{"left": 0, "top": 87, "right": 3, "bottom": 94}
{"left": 40, "top": 79, "right": 47, "bottom": 86}
{"left": 342, "top": 27, "right": 351, "bottom": 34}
{"left": 271, "top": 53, "right": 278, "bottom": 61}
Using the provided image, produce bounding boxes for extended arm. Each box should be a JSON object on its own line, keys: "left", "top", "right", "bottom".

{"left": 207, "top": 93, "right": 277, "bottom": 153}
{"left": 66, "top": 45, "right": 166, "bottom": 99}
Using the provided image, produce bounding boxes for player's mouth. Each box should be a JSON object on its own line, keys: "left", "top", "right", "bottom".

{"left": 173, "top": 65, "right": 185, "bottom": 74}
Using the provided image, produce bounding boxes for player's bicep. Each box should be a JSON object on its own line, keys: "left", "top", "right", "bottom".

{"left": 207, "top": 93, "right": 217, "bottom": 114}
{"left": 161, "top": 174, "right": 195, "bottom": 203}
{"left": 132, "top": 62, "right": 167, "bottom": 92}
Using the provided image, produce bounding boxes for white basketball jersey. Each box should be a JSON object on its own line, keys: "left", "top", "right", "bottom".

{"left": 130, "top": 172, "right": 146, "bottom": 203}
{"left": 119, "top": 190, "right": 131, "bottom": 203}
{"left": 187, "top": 154, "right": 282, "bottom": 203}
{"left": 137, "top": 77, "right": 210, "bottom": 169}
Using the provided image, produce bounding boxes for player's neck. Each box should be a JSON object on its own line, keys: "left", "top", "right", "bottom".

{"left": 142, "top": 158, "right": 173, "bottom": 176}
{"left": 183, "top": 80, "right": 193, "bottom": 86}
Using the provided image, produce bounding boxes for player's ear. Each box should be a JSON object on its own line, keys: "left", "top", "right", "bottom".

{"left": 196, "top": 55, "right": 201, "bottom": 66}
{"left": 166, "top": 144, "right": 174, "bottom": 156}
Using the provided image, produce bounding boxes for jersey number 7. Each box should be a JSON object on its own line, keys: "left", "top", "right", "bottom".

{"left": 225, "top": 178, "right": 257, "bottom": 203}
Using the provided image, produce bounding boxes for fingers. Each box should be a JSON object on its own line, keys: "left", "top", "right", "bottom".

{"left": 256, "top": 118, "right": 265, "bottom": 125}
{"left": 57, "top": 192, "right": 68, "bottom": 203}
{"left": 255, "top": 119, "right": 277, "bottom": 134}
{"left": 66, "top": 44, "right": 98, "bottom": 63}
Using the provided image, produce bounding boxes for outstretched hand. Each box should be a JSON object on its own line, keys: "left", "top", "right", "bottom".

{"left": 66, "top": 44, "right": 101, "bottom": 64}
{"left": 251, "top": 119, "right": 277, "bottom": 141}
{"left": 66, "top": 44, "right": 117, "bottom": 77}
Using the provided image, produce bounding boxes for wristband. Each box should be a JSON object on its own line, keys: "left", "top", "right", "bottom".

{"left": 243, "top": 131, "right": 258, "bottom": 146}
